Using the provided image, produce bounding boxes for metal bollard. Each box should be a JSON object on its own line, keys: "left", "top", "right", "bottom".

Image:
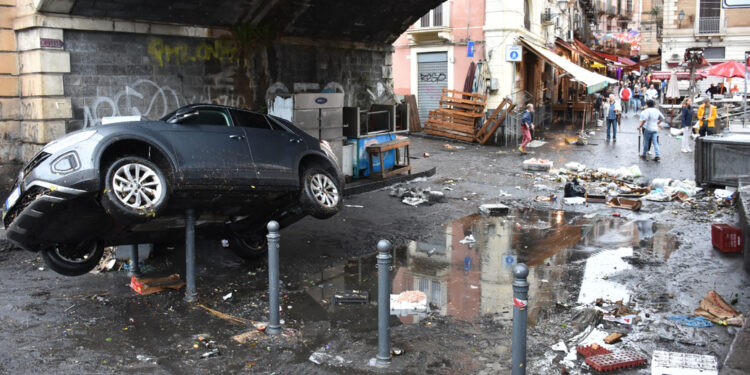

{"left": 266, "top": 221, "right": 281, "bottom": 335}
{"left": 127, "top": 244, "right": 141, "bottom": 277}
{"left": 511, "top": 264, "right": 529, "bottom": 375}
{"left": 376, "top": 239, "right": 393, "bottom": 366}
{"left": 184, "top": 209, "right": 197, "bottom": 302}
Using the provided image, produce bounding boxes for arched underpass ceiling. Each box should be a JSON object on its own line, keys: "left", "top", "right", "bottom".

{"left": 42, "top": 0, "right": 445, "bottom": 43}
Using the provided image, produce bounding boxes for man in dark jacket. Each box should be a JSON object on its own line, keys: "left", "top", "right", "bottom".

{"left": 681, "top": 97, "right": 694, "bottom": 152}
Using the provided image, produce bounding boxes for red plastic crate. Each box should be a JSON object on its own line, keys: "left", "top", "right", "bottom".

{"left": 585, "top": 350, "right": 648, "bottom": 372}
{"left": 577, "top": 344, "right": 612, "bottom": 358}
{"left": 711, "top": 224, "right": 742, "bottom": 253}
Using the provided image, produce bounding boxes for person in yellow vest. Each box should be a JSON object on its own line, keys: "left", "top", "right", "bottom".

{"left": 696, "top": 98, "right": 717, "bottom": 137}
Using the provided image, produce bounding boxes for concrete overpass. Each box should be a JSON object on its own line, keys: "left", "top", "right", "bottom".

{"left": 0, "top": 0, "right": 442, "bottom": 195}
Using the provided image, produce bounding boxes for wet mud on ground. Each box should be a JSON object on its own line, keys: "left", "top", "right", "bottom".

{"left": 1, "top": 114, "right": 749, "bottom": 374}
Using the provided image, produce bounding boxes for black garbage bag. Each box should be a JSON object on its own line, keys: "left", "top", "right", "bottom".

{"left": 564, "top": 178, "right": 586, "bottom": 198}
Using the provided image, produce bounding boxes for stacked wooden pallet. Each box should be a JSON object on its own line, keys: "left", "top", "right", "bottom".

{"left": 424, "top": 89, "right": 486, "bottom": 142}
{"left": 423, "top": 88, "right": 515, "bottom": 145}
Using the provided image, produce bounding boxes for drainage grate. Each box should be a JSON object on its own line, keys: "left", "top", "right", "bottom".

{"left": 585, "top": 350, "right": 648, "bottom": 372}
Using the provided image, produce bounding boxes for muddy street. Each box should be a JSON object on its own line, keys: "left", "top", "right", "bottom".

{"left": 1, "top": 115, "right": 749, "bottom": 374}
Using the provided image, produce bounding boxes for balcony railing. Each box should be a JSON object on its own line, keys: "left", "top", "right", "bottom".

{"left": 698, "top": 16, "right": 721, "bottom": 34}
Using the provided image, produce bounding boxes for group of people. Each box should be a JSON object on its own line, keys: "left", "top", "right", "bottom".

{"left": 705, "top": 82, "right": 741, "bottom": 98}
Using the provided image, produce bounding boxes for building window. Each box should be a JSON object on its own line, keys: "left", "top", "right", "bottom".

{"left": 703, "top": 46, "right": 725, "bottom": 60}
{"left": 698, "top": 0, "right": 721, "bottom": 34}
{"left": 524, "top": 0, "right": 531, "bottom": 31}
{"left": 420, "top": 3, "right": 444, "bottom": 28}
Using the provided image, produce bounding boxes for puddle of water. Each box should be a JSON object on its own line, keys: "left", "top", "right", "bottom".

{"left": 286, "top": 209, "right": 674, "bottom": 327}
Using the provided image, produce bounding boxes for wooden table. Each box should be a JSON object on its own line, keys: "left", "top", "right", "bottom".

{"left": 365, "top": 138, "right": 412, "bottom": 179}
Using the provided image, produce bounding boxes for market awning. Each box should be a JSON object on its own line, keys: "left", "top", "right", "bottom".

{"left": 638, "top": 55, "right": 661, "bottom": 68}
{"left": 521, "top": 38, "right": 617, "bottom": 94}
{"left": 618, "top": 57, "right": 637, "bottom": 66}
{"left": 572, "top": 39, "right": 607, "bottom": 65}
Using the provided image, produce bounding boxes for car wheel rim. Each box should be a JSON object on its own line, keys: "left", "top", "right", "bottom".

{"left": 55, "top": 241, "right": 97, "bottom": 264}
{"left": 310, "top": 173, "right": 339, "bottom": 208}
{"left": 112, "top": 163, "right": 163, "bottom": 209}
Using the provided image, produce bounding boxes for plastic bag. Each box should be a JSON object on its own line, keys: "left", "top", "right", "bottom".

{"left": 564, "top": 178, "right": 586, "bottom": 197}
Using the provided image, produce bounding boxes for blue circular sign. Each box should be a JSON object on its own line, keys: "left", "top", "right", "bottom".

{"left": 510, "top": 51, "right": 519, "bottom": 60}
{"left": 315, "top": 97, "right": 328, "bottom": 104}
{"left": 504, "top": 255, "right": 515, "bottom": 264}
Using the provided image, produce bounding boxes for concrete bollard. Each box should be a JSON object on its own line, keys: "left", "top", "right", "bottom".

{"left": 266, "top": 221, "right": 281, "bottom": 335}
{"left": 511, "top": 263, "right": 530, "bottom": 375}
{"left": 184, "top": 209, "right": 197, "bottom": 302}
{"left": 376, "top": 239, "right": 393, "bottom": 366}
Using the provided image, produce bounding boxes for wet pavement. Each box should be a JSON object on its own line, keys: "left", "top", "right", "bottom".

{"left": 0, "top": 113, "right": 749, "bottom": 374}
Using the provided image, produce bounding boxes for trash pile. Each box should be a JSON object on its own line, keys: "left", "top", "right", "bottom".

{"left": 644, "top": 178, "right": 702, "bottom": 203}
{"left": 388, "top": 184, "right": 446, "bottom": 207}
{"left": 522, "top": 158, "right": 553, "bottom": 172}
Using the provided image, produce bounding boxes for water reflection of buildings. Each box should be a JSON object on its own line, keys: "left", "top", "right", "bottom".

{"left": 392, "top": 210, "right": 591, "bottom": 324}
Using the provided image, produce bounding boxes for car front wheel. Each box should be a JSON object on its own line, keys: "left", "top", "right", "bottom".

{"left": 101, "top": 156, "right": 169, "bottom": 223}
{"left": 232, "top": 234, "right": 268, "bottom": 260}
{"left": 299, "top": 167, "right": 341, "bottom": 219}
{"left": 41, "top": 240, "right": 104, "bottom": 276}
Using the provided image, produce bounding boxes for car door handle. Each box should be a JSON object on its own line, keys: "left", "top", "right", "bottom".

{"left": 229, "top": 135, "right": 245, "bottom": 140}
{"left": 289, "top": 138, "right": 302, "bottom": 143}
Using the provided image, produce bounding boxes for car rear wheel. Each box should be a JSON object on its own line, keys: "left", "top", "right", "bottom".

{"left": 232, "top": 234, "right": 268, "bottom": 260}
{"left": 102, "top": 156, "right": 169, "bottom": 223}
{"left": 41, "top": 240, "right": 104, "bottom": 276}
{"left": 299, "top": 167, "right": 341, "bottom": 219}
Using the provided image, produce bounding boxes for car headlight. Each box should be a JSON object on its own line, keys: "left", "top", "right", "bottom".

{"left": 51, "top": 151, "right": 80, "bottom": 174}
{"left": 43, "top": 130, "right": 96, "bottom": 155}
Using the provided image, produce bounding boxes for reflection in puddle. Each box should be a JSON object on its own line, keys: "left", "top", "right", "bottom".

{"left": 292, "top": 209, "right": 674, "bottom": 327}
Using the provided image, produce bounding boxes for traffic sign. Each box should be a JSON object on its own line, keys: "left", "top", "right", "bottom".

{"left": 724, "top": 0, "right": 750, "bottom": 8}
{"left": 506, "top": 45, "right": 522, "bottom": 62}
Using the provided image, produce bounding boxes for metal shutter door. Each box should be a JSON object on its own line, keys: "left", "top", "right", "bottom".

{"left": 417, "top": 52, "right": 448, "bottom": 124}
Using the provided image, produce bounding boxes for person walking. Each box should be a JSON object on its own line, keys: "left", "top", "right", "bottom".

{"left": 645, "top": 84, "right": 658, "bottom": 103}
{"left": 519, "top": 103, "right": 534, "bottom": 153}
{"left": 619, "top": 84, "right": 632, "bottom": 115}
{"left": 604, "top": 94, "right": 621, "bottom": 142}
{"left": 638, "top": 99, "right": 665, "bottom": 161}
{"left": 697, "top": 98, "right": 717, "bottom": 137}
{"left": 630, "top": 84, "right": 643, "bottom": 115}
{"left": 680, "top": 97, "right": 694, "bottom": 153}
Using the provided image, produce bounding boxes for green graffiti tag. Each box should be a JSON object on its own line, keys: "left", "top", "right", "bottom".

{"left": 147, "top": 38, "right": 239, "bottom": 67}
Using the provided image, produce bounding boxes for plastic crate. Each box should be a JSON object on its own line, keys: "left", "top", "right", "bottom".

{"left": 711, "top": 224, "right": 742, "bottom": 253}
{"left": 586, "top": 350, "right": 648, "bottom": 372}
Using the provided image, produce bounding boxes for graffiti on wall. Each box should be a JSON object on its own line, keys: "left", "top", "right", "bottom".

{"left": 419, "top": 72, "right": 446, "bottom": 83}
{"left": 147, "top": 38, "right": 239, "bottom": 67}
{"left": 82, "top": 79, "right": 246, "bottom": 128}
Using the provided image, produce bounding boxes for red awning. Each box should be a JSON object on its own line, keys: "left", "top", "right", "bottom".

{"left": 572, "top": 40, "right": 608, "bottom": 65}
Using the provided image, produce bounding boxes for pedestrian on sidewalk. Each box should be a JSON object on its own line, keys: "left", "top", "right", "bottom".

{"left": 697, "top": 98, "right": 717, "bottom": 137}
{"left": 638, "top": 99, "right": 665, "bottom": 161}
{"left": 632, "top": 84, "right": 642, "bottom": 113}
{"left": 604, "top": 94, "right": 621, "bottom": 142}
{"left": 519, "top": 103, "right": 534, "bottom": 154}
{"left": 619, "top": 84, "right": 632, "bottom": 115}
{"left": 680, "top": 97, "right": 694, "bottom": 152}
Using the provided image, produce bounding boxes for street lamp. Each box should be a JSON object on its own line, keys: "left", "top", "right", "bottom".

{"left": 678, "top": 10, "right": 685, "bottom": 28}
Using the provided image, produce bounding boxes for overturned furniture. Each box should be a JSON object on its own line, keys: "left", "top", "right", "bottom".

{"left": 423, "top": 89, "right": 515, "bottom": 144}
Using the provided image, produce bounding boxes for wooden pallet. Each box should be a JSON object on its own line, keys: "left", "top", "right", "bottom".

{"left": 475, "top": 98, "right": 516, "bottom": 145}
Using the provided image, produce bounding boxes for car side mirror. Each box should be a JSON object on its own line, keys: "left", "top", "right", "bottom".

{"left": 169, "top": 110, "right": 198, "bottom": 124}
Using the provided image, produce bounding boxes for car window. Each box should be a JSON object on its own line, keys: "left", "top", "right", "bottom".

{"left": 177, "top": 109, "right": 231, "bottom": 126}
{"left": 232, "top": 110, "right": 276, "bottom": 131}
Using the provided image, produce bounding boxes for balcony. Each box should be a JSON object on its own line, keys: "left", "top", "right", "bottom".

{"left": 697, "top": 16, "right": 724, "bottom": 36}
{"left": 541, "top": 8, "right": 554, "bottom": 25}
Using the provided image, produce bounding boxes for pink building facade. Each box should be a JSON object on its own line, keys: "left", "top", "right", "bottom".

{"left": 392, "top": 0, "right": 486, "bottom": 123}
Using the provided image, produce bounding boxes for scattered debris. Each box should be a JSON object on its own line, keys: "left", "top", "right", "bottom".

{"left": 333, "top": 290, "right": 369, "bottom": 304}
{"left": 390, "top": 290, "right": 428, "bottom": 314}
{"left": 479, "top": 204, "right": 510, "bottom": 216}
{"left": 222, "top": 292, "right": 233, "bottom": 301}
{"left": 564, "top": 178, "right": 586, "bottom": 198}
{"left": 603, "top": 332, "right": 623, "bottom": 344}
{"left": 651, "top": 350, "right": 718, "bottom": 375}
{"left": 525, "top": 140, "right": 547, "bottom": 148}
{"left": 602, "top": 314, "right": 637, "bottom": 326}
{"left": 667, "top": 315, "right": 714, "bottom": 327}
{"left": 232, "top": 329, "right": 266, "bottom": 344}
{"left": 422, "top": 152, "right": 430, "bottom": 158}
{"left": 200, "top": 348, "right": 220, "bottom": 359}
{"left": 522, "top": 158, "right": 554, "bottom": 171}
{"left": 442, "top": 144, "right": 466, "bottom": 150}
{"left": 534, "top": 195, "right": 557, "bottom": 202}
{"left": 309, "top": 346, "right": 349, "bottom": 366}
{"left": 197, "top": 304, "right": 250, "bottom": 326}
{"left": 606, "top": 197, "right": 642, "bottom": 211}
{"left": 694, "top": 290, "right": 745, "bottom": 326}
{"left": 345, "top": 204, "right": 364, "bottom": 208}
{"left": 391, "top": 347, "right": 405, "bottom": 356}
{"left": 564, "top": 197, "right": 586, "bottom": 205}
{"left": 130, "top": 274, "right": 185, "bottom": 295}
